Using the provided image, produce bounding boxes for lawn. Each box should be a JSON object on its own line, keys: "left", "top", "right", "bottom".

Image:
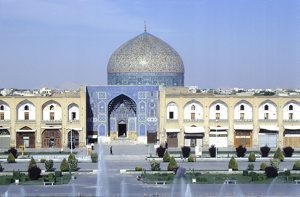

{"left": 141, "top": 171, "right": 300, "bottom": 184}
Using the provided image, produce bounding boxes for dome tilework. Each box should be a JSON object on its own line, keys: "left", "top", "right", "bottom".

{"left": 107, "top": 32, "right": 184, "bottom": 73}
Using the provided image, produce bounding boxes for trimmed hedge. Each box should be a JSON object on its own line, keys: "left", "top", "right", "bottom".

{"left": 265, "top": 166, "right": 278, "bottom": 178}
{"left": 91, "top": 153, "right": 98, "bottom": 163}
{"left": 248, "top": 152, "right": 256, "bottom": 162}
{"left": 228, "top": 156, "right": 238, "bottom": 171}
{"left": 7, "top": 153, "right": 16, "bottom": 163}
{"left": 293, "top": 160, "right": 300, "bottom": 170}
{"left": 28, "top": 166, "right": 41, "bottom": 180}
{"left": 209, "top": 145, "right": 216, "bottom": 158}
{"left": 167, "top": 157, "right": 178, "bottom": 171}
{"left": 163, "top": 151, "right": 171, "bottom": 162}
{"left": 45, "top": 160, "right": 54, "bottom": 172}
{"left": 60, "top": 158, "right": 69, "bottom": 172}
{"left": 273, "top": 148, "right": 284, "bottom": 161}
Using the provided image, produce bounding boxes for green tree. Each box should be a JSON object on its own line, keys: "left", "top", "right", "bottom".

{"left": 163, "top": 151, "right": 171, "bottom": 162}
{"left": 167, "top": 157, "right": 178, "bottom": 171}
{"left": 273, "top": 148, "right": 284, "bottom": 161}
{"left": 60, "top": 158, "right": 69, "bottom": 172}
{"left": 7, "top": 153, "right": 15, "bottom": 163}
{"left": 228, "top": 156, "right": 238, "bottom": 171}
{"left": 248, "top": 152, "right": 256, "bottom": 162}
{"left": 28, "top": 157, "right": 37, "bottom": 170}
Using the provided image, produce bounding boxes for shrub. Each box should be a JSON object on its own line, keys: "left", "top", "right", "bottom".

{"left": 40, "top": 158, "right": 46, "bottom": 163}
{"left": 156, "top": 146, "right": 166, "bottom": 158}
{"left": 91, "top": 153, "right": 98, "bottom": 163}
{"left": 248, "top": 152, "right": 256, "bottom": 162}
{"left": 68, "top": 153, "right": 76, "bottom": 161}
{"left": 265, "top": 166, "right": 278, "bottom": 178}
{"left": 45, "top": 160, "right": 54, "bottom": 172}
{"left": 7, "top": 153, "right": 16, "bottom": 163}
{"left": 60, "top": 158, "right": 70, "bottom": 172}
{"left": 260, "top": 146, "right": 270, "bottom": 157}
{"left": 135, "top": 166, "right": 143, "bottom": 171}
{"left": 28, "top": 157, "right": 37, "bottom": 170}
{"left": 283, "top": 146, "right": 294, "bottom": 157}
{"left": 28, "top": 166, "right": 41, "bottom": 180}
{"left": 163, "top": 151, "right": 171, "bottom": 162}
{"left": 8, "top": 147, "right": 18, "bottom": 158}
{"left": 209, "top": 145, "right": 216, "bottom": 158}
{"left": 167, "top": 157, "right": 178, "bottom": 171}
{"left": 270, "top": 158, "right": 280, "bottom": 170}
{"left": 293, "top": 160, "right": 300, "bottom": 170}
{"left": 248, "top": 163, "right": 255, "bottom": 171}
{"left": 187, "top": 154, "right": 196, "bottom": 162}
{"left": 228, "top": 156, "right": 238, "bottom": 171}
{"left": 260, "top": 162, "right": 267, "bottom": 171}
{"left": 273, "top": 148, "right": 284, "bottom": 161}
{"left": 0, "top": 163, "right": 3, "bottom": 172}
{"left": 236, "top": 145, "right": 247, "bottom": 157}
{"left": 47, "top": 173, "right": 56, "bottom": 182}
{"left": 150, "top": 160, "right": 160, "bottom": 171}
{"left": 55, "top": 171, "right": 62, "bottom": 177}
{"left": 12, "top": 171, "right": 20, "bottom": 180}
{"left": 68, "top": 159, "right": 78, "bottom": 171}
{"left": 181, "top": 146, "right": 191, "bottom": 158}
{"left": 243, "top": 170, "right": 248, "bottom": 176}
{"left": 68, "top": 153, "right": 78, "bottom": 171}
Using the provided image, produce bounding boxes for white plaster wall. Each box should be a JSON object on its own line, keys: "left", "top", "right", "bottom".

{"left": 42, "top": 103, "right": 62, "bottom": 120}
{"left": 0, "top": 103, "right": 10, "bottom": 120}
{"left": 167, "top": 102, "right": 178, "bottom": 119}
{"left": 17, "top": 103, "right": 36, "bottom": 120}
{"left": 283, "top": 102, "right": 300, "bottom": 120}
{"left": 68, "top": 104, "right": 80, "bottom": 120}
{"left": 258, "top": 102, "right": 277, "bottom": 119}
{"left": 184, "top": 102, "right": 203, "bottom": 119}
{"left": 234, "top": 103, "right": 253, "bottom": 120}
{"left": 209, "top": 103, "right": 228, "bottom": 119}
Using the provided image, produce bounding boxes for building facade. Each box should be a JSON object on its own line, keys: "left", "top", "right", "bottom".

{"left": 159, "top": 87, "right": 300, "bottom": 148}
{"left": 0, "top": 88, "right": 86, "bottom": 148}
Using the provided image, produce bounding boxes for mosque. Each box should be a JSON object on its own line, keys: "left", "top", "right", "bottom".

{"left": 1, "top": 28, "right": 300, "bottom": 149}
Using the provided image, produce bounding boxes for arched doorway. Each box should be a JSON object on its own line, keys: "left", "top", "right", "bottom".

{"left": 68, "top": 130, "right": 79, "bottom": 148}
{"left": 16, "top": 126, "right": 35, "bottom": 148}
{"left": 118, "top": 120, "right": 127, "bottom": 137}
{"left": 108, "top": 94, "right": 137, "bottom": 138}
{"left": 42, "top": 129, "right": 61, "bottom": 148}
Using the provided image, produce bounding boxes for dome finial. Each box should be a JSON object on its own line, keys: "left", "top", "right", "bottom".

{"left": 144, "top": 20, "right": 147, "bottom": 32}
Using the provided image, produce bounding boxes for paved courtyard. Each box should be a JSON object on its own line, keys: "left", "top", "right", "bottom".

{"left": 1, "top": 144, "right": 300, "bottom": 196}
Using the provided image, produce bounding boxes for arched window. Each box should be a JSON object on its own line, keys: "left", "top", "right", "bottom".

{"left": 216, "top": 105, "right": 220, "bottom": 111}
{"left": 191, "top": 105, "right": 195, "bottom": 110}
{"left": 0, "top": 105, "right": 4, "bottom": 110}
{"left": 264, "top": 105, "right": 269, "bottom": 111}
{"left": 240, "top": 105, "right": 245, "bottom": 111}
{"left": 289, "top": 105, "right": 294, "bottom": 111}
{"left": 50, "top": 105, "right": 54, "bottom": 110}
{"left": 24, "top": 105, "right": 29, "bottom": 110}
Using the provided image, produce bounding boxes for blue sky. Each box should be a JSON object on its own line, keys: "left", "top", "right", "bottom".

{"left": 0, "top": 0, "right": 299, "bottom": 89}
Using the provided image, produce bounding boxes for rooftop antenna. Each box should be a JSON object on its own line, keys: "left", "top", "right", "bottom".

{"left": 144, "top": 20, "right": 147, "bottom": 32}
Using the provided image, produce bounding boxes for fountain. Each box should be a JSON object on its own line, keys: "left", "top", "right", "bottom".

{"left": 96, "top": 139, "right": 110, "bottom": 197}
{"left": 120, "top": 178, "right": 128, "bottom": 197}
{"left": 170, "top": 167, "right": 192, "bottom": 197}
{"left": 4, "top": 184, "right": 26, "bottom": 197}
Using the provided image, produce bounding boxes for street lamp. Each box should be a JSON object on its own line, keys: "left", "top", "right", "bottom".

{"left": 70, "top": 129, "right": 73, "bottom": 154}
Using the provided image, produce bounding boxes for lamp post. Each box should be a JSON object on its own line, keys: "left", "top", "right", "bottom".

{"left": 70, "top": 129, "right": 73, "bottom": 154}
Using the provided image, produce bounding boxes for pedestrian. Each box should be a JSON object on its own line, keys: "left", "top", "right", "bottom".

{"left": 165, "top": 141, "right": 168, "bottom": 149}
{"left": 110, "top": 146, "right": 113, "bottom": 155}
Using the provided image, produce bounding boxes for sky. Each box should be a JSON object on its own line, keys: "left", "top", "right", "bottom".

{"left": 0, "top": 0, "right": 299, "bottom": 89}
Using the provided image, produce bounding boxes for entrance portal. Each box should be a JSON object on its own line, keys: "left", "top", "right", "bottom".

{"left": 118, "top": 121, "right": 127, "bottom": 137}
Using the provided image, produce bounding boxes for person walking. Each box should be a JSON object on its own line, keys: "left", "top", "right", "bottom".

{"left": 110, "top": 146, "right": 113, "bottom": 155}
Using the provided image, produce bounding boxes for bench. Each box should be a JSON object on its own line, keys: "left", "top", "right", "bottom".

{"left": 43, "top": 182, "right": 54, "bottom": 186}
{"left": 224, "top": 180, "right": 237, "bottom": 184}
{"left": 294, "top": 180, "right": 300, "bottom": 184}
{"left": 155, "top": 181, "right": 166, "bottom": 185}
